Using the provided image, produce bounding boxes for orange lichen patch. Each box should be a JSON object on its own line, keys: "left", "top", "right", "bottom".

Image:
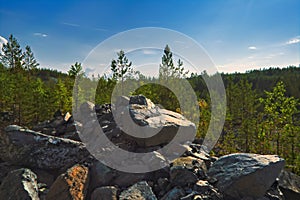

{"left": 64, "top": 165, "right": 89, "bottom": 200}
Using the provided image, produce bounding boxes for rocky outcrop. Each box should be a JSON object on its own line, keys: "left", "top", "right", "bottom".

{"left": 0, "top": 125, "right": 89, "bottom": 170}
{"left": 78, "top": 95, "right": 196, "bottom": 151}
{"left": 0, "top": 95, "right": 297, "bottom": 200}
{"left": 208, "top": 153, "right": 285, "bottom": 199}
{"left": 0, "top": 168, "right": 40, "bottom": 200}
{"left": 46, "top": 164, "right": 89, "bottom": 200}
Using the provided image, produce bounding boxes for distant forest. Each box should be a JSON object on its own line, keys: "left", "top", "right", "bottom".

{"left": 1, "top": 34, "right": 300, "bottom": 174}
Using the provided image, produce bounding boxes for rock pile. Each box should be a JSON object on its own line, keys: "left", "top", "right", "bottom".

{"left": 0, "top": 95, "right": 299, "bottom": 200}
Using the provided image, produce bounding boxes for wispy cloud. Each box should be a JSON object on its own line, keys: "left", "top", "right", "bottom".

{"left": 33, "top": 33, "right": 48, "bottom": 37}
{"left": 286, "top": 36, "right": 300, "bottom": 45}
{"left": 61, "top": 22, "right": 80, "bottom": 27}
{"left": 248, "top": 46, "right": 257, "bottom": 50}
{"left": 142, "top": 49, "right": 158, "bottom": 55}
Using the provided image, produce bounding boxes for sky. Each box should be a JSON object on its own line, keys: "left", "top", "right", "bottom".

{"left": 0, "top": 0, "right": 299, "bottom": 74}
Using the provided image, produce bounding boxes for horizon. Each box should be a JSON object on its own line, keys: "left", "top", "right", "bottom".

{"left": 0, "top": 0, "right": 299, "bottom": 74}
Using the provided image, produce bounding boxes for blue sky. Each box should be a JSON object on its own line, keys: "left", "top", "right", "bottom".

{"left": 0, "top": 0, "right": 299, "bottom": 73}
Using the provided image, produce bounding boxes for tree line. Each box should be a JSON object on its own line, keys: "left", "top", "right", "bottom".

{"left": 0, "top": 34, "right": 299, "bottom": 174}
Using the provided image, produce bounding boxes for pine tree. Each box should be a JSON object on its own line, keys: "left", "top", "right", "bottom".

{"left": 259, "top": 81, "right": 299, "bottom": 155}
{"left": 23, "top": 45, "right": 39, "bottom": 73}
{"left": 159, "top": 45, "right": 188, "bottom": 80}
{"left": 110, "top": 50, "right": 132, "bottom": 95}
{"left": 0, "top": 34, "right": 23, "bottom": 72}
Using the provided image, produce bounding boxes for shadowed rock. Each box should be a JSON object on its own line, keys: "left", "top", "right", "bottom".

{"left": 0, "top": 125, "right": 89, "bottom": 170}
{"left": 91, "top": 186, "right": 118, "bottom": 200}
{"left": 278, "top": 170, "right": 300, "bottom": 199}
{"left": 0, "top": 168, "right": 40, "bottom": 200}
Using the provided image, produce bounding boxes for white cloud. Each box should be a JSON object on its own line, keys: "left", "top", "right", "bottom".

{"left": 33, "top": 32, "right": 48, "bottom": 37}
{"left": 248, "top": 46, "right": 257, "bottom": 50}
{"left": 286, "top": 36, "right": 300, "bottom": 45}
{"left": 0, "top": 35, "right": 8, "bottom": 54}
{"left": 142, "top": 49, "right": 158, "bottom": 55}
{"left": 61, "top": 22, "right": 80, "bottom": 27}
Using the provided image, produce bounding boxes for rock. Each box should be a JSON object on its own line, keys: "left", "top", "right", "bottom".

{"left": 180, "top": 192, "right": 197, "bottom": 200}
{"left": 46, "top": 164, "right": 89, "bottom": 200}
{"left": 31, "top": 169, "right": 55, "bottom": 188}
{"left": 157, "top": 177, "right": 170, "bottom": 190}
{"left": 113, "top": 172, "right": 146, "bottom": 188}
{"left": 208, "top": 153, "right": 285, "bottom": 199}
{"left": 193, "top": 180, "right": 211, "bottom": 193}
{"left": 264, "top": 179, "right": 285, "bottom": 200}
{"left": 172, "top": 156, "right": 207, "bottom": 178}
{"left": 91, "top": 186, "right": 118, "bottom": 200}
{"left": 129, "top": 95, "right": 148, "bottom": 105}
{"left": 170, "top": 166, "right": 198, "bottom": 187}
{"left": 161, "top": 186, "right": 185, "bottom": 200}
{"left": 113, "top": 95, "right": 196, "bottom": 148}
{"left": 278, "top": 170, "right": 300, "bottom": 199}
{"left": 130, "top": 107, "right": 196, "bottom": 147}
{"left": 0, "top": 168, "right": 40, "bottom": 200}
{"left": 89, "top": 160, "right": 117, "bottom": 190}
{"left": 0, "top": 162, "right": 18, "bottom": 185}
{"left": 0, "top": 125, "right": 90, "bottom": 170}
{"left": 119, "top": 181, "right": 157, "bottom": 200}
{"left": 169, "top": 156, "right": 200, "bottom": 187}
{"left": 53, "top": 110, "right": 62, "bottom": 119}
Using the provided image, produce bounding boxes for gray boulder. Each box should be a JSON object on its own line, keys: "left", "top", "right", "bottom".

{"left": 119, "top": 181, "right": 157, "bottom": 200}
{"left": 0, "top": 125, "right": 89, "bottom": 170}
{"left": 114, "top": 95, "right": 196, "bottom": 148}
{"left": 0, "top": 168, "right": 40, "bottom": 200}
{"left": 208, "top": 153, "right": 285, "bottom": 199}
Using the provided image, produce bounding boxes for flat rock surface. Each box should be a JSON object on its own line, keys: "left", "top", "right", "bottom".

{"left": 208, "top": 153, "right": 285, "bottom": 199}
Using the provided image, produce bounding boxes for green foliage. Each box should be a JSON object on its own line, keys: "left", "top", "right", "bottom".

{"left": 0, "top": 35, "right": 300, "bottom": 174}
{"left": 23, "top": 45, "right": 39, "bottom": 72}
{"left": 259, "top": 81, "right": 299, "bottom": 160}
{"left": 0, "top": 34, "right": 23, "bottom": 71}
{"left": 159, "top": 45, "right": 188, "bottom": 80}
{"left": 68, "top": 62, "right": 84, "bottom": 112}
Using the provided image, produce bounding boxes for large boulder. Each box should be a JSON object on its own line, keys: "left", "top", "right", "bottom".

{"left": 77, "top": 95, "right": 196, "bottom": 150}
{"left": 0, "top": 125, "right": 90, "bottom": 170}
{"left": 125, "top": 98, "right": 196, "bottom": 147}
{"left": 0, "top": 168, "right": 40, "bottom": 200}
{"left": 46, "top": 164, "right": 89, "bottom": 200}
{"left": 278, "top": 170, "right": 300, "bottom": 199}
{"left": 208, "top": 153, "right": 285, "bottom": 199}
